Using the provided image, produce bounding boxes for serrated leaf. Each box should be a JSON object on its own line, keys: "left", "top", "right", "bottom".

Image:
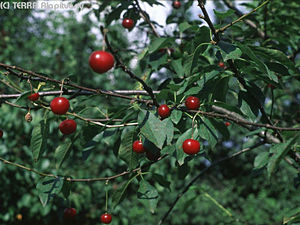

{"left": 162, "top": 118, "right": 174, "bottom": 145}
{"left": 55, "top": 137, "right": 73, "bottom": 169}
{"left": 30, "top": 119, "right": 49, "bottom": 163}
{"left": 198, "top": 118, "right": 218, "bottom": 147}
{"left": 138, "top": 110, "right": 166, "bottom": 149}
{"left": 137, "top": 180, "right": 158, "bottom": 213}
{"left": 112, "top": 174, "right": 138, "bottom": 208}
{"left": 213, "top": 9, "right": 235, "bottom": 19}
{"left": 118, "top": 131, "right": 139, "bottom": 170}
{"left": 267, "top": 138, "right": 295, "bottom": 179}
{"left": 148, "top": 38, "right": 173, "bottom": 54}
{"left": 189, "top": 43, "right": 210, "bottom": 76}
{"left": 254, "top": 152, "right": 269, "bottom": 168}
{"left": 36, "top": 177, "right": 63, "bottom": 207}
{"left": 171, "top": 110, "right": 182, "bottom": 124}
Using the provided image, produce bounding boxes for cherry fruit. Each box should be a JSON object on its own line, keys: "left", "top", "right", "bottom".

{"left": 225, "top": 122, "right": 231, "bottom": 127}
{"left": 63, "top": 208, "right": 76, "bottom": 220}
{"left": 185, "top": 96, "right": 200, "bottom": 110}
{"left": 182, "top": 139, "right": 200, "bottom": 155}
{"left": 101, "top": 213, "right": 112, "bottom": 224}
{"left": 50, "top": 97, "right": 70, "bottom": 115}
{"left": 0, "top": 130, "right": 3, "bottom": 138}
{"left": 59, "top": 119, "right": 77, "bottom": 135}
{"left": 28, "top": 93, "right": 40, "bottom": 101}
{"left": 132, "top": 140, "right": 145, "bottom": 153}
{"left": 218, "top": 62, "right": 225, "bottom": 68}
{"left": 158, "top": 104, "right": 171, "bottom": 119}
{"left": 172, "top": 0, "right": 181, "bottom": 9}
{"left": 89, "top": 51, "right": 114, "bottom": 74}
{"left": 122, "top": 18, "right": 134, "bottom": 29}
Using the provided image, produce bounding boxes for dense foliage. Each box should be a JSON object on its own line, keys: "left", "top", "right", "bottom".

{"left": 0, "top": 0, "right": 299, "bottom": 224}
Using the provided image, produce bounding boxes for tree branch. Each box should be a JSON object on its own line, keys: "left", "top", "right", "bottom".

{"left": 100, "top": 26, "right": 159, "bottom": 107}
{"left": 220, "top": 0, "right": 267, "bottom": 39}
{"left": 158, "top": 141, "right": 266, "bottom": 225}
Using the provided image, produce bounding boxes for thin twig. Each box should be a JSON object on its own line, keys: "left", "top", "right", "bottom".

{"left": 134, "top": 0, "right": 160, "bottom": 38}
{"left": 100, "top": 26, "right": 159, "bottom": 107}
{"left": 222, "top": 0, "right": 266, "bottom": 39}
{"left": 157, "top": 142, "right": 265, "bottom": 225}
{"left": 0, "top": 63, "right": 152, "bottom": 105}
{"left": 217, "top": 0, "right": 270, "bottom": 35}
{"left": 197, "top": 0, "right": 219, "bottom": 43}
{"left": 0, "top": 90, "right": 160, "bottom": 99}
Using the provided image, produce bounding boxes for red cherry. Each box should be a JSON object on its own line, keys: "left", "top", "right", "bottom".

{"left": 225, "top": 122, "right": 231, "bottom": 127}
{"left": 185, "top": 96, "right": 200, "bottom": 110}
{"left": 158, "top": 48, "right": 166, "bottom": 54}
{"left": 63, "top": 208, "right": 76, "bottom": 220}
{"left": 267, "top": 83, "right": 275, "bottom": 89}
{"left": 28, "top": 93, "right": 40, "bottom": 101}
{"left": 50, "top": 97, "right": 70, "bottom": 115}
{"left": 132, "top": 140, "right": 145, "bottom": 153}
{"left": 158, "top": 104, "right": 171, "bottom": 119}
{"left": 59, "top": 119, "right": 77, "bottom": 135}
{"left": 89, "top": 51, "right": 114, "bottom": 74}
{"left": 218, "top": 62, "right": 225, "bottom": 68}
{"left": 172, "top": 0, "right": 181, "bottom": 9}
{"left": 101, "top": 213, "right": 112, "bottom": 224}
{"left": 182, "top": 139, "right": 200, "bottom": 155}
{"left": 122, "top": 18, "right": 134, "bottom": 29}
{"left": 0, "top": 130, "right": 3, "bottom": 138}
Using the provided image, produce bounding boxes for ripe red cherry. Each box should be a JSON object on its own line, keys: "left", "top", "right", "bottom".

{"left": 101, "top": 213, "right": 112, "bottom": 224}
{"left": 132, "top": 140, "right": 145, "bottom": 153}
{"left": 185, "top": 96, "right": 200, "bottom": 110}
{"left": 158, "top": 104, "right": 171, "bottom": 119}
{"left": 28, "top": 93, "right": 40, "bottom": 101}
{"left": 63, "top": 208, "right": 76, "bottom": 220}
{"left": 59, "top": 119, "right": 77, "bottom": 135}
{"left": 0, "top": 130, "right": 3, "bottom": 138}
{"left": 218, "top": 62, "right": 225, "bottom": 68}
{"left": 172, "top": 0, "right": 181, "bottom": 9}
{"left": 122, "top": 18, "right": 134, "bottom": 29}
{"left": 89, "top": 51, "right": 114, "bottom": 74}
{"left": 225, "top": 122, "right": 231, "bottom": 127}
{"left": 50, "top": 97, "right": 70, "bottom": 115}
{"left": 182, "top": 139, "right": 200, "bottom": 155}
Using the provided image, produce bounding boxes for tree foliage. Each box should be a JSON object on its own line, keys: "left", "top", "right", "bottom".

{"left": 0, "top": 0, "right": 300, "bottom": 225}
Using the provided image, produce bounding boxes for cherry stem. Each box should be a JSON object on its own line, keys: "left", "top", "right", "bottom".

{"left": 102, "top": 29, "right": 107, "bottom": 51}
{"left": 105, "top": 179, "right": 109, "bottom": 212}
{"left": 191, "top": 112, "right": 200, "bottom": 139}
{"left": 27, "top": 79, "right": 33, "bottom": 93}
{"left": 60, "top": 79, "right": 65, "bottom": 97}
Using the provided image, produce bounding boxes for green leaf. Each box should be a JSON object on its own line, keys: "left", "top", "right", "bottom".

{"left": 137, "top": 180, "right": 159, "bottom": 213}
{"left": 213, "top": 9, "right": 235, "bottom": 20}
{"left": 254, "top": 152, "right": 269, "bottom": 168}
{"left": 171, "top": 110, "right": 182, "bottom": 124}
{"left": 138, "top": 110, "right": 166, "bottom": 149}
{"left": 162, "top": 118, "right": 174, "bottom": 145}
{"left": 170, "top": 59, "right": 184, "bottom": 77}
{"left": 55, "top": 137, "right": 73, "bottom": 169}
{"left": 267, "top": 138, "right": 295, "bottom": 179}
{"left": 61, "top": 179, "right": 73, "bottom": 199}
{"left": 189, "top": 43, "right": 210, "bottom": 76}
{"left": 148, "top": 38, "right": 173, "bottom": 54}
{"left": 30, "top": 118, "right": 49, "bottom": 163}
{"left": 36, "top": 177, "right": 63, "bottom": 207}
{"left": 152, "top": 173, "right": 171, "bottom": 190}
{"left": 218, "top": 41, "right": 242, "bottom": 61}
{"left": 112, "top": 174, "right": 138, "bottom": 208}
{"left": 118, "top": 131, "right": 139, "bottom": 170}
{"left": 198, "top": 118, "right": 218, "bottom": 147}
